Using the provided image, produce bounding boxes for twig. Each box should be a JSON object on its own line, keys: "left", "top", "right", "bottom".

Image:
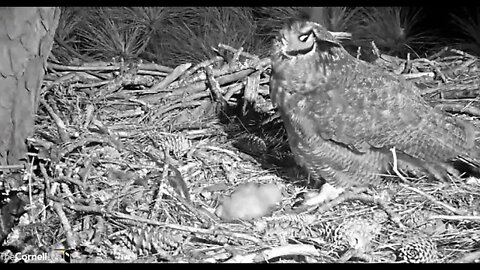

{"left": 155, "top": 100, "right": 206, "bottom": 117}
{"left": 150, "top": 63, "right": 192, "bottom": 92}
{"left": 84, "top": 104, "right": 95, "bottom": 129}
{"left": 55, "top": 176, "right": 86, "bottom": 191}
{"left": 450, "top": 48, "right": 477, "bottom": 59}
{"left": 41, "top": 73, "right": 78, "bottom": 93}
{"left": 142, "top": 68, "right": 258, "bottom": 104}
{"left": 415, "top": 58, "right": 448, "bottom": 83}
{"left": 89, "top": 119, "right": 124, "bottom": 149}
{"left": 201, "top": 145, "right": 243, "bottom": 162}
{"left": 223, "top": 83, "right": 244, "bottom": 101}
{"left": 71, "top": 80, "right": 110, "bottom": 90}
{"left": 179, "top": 56, "right": 224, "bottom": 81}
{"left": 419, "top": 86, "right": 441, "bottom": 95}
{"left": 144, "top": 150, "right": 191, "bottom": 204}
{"left": 26, "top": 157, "right": 34, "bottom": 223}
{"left": 39, "top": 163, "right": 52, "bottom": 204}
{"left": 109, "top": 211, "right": 261, "bottom": 244}
{"left": 356, "top": 46, "right": 362, "bottom": 59}
{"left": 137, "top": 70, "right": 167, "bottom": 77}
{"left": 53, "top": 202, "right": 77, "bottom": 249}
{"left": 389, "top": 147, "right": 467, "bottom": 216}
{"left": 218, "top": 44, "right": 260, "bottom": 61}
{"left": 39, "top": 99, "right": 69, "bottom": 143}
{"left": 427, "top": 46, "right": 449, "bottom": 60}
{"left": 371, "top": 40, "right": 381, "bottom": 58}
{"left": 402, "top": 72, "right": 434, "bottom": 80}
{"left": 213, "top": 68, "right": 258, "bottom": 89}
{"left": 205, "top": 65, "right": 225, "bottom": 101}
{"left": 242, "top": 70, "right": 261, "bottom": 115}
{"left": 429, "top": 215, "right": 480, "bottom": 222}
{"left": 148, "top": 162, "right": 169, "bottom": 220}
{"left": 103, "top": 108, "right": 144, "bottom": 120}
{"left": 57, "top": 135, "right": 116, "bottom": 159}
{"left": 225, "top": 244, "right": 319, "bottom": 263}
{"left": 48, "top": 62, "right": 121, "bottom": 72}
{"left": 138, "top": 63, "right": 174, "bottom": 73}
{"left": 48, "top": 62, "right": 172, "bottom": 74}
{"left": 92, "top": 216, "right": 106, "bottom": 245}
{"left": 434, "top": 103, "right": 480, "bottom": 117}
{"left": 230, "top": 46, "right": 244, "bottom": 68}
{"left": 0, "top": 164, "right": 26, "bottom": 170}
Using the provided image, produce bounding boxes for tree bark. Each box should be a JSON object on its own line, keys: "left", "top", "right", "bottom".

{"left": 0, "top": 8, "right": 60, "bottom": 177}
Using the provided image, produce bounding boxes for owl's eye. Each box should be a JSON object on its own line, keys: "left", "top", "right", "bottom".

{"left": 298, "top": 31, "right": 313, "bottom": 42}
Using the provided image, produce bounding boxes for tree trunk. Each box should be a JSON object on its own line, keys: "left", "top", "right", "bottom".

{"left": 0, "top": 7, "right": 60, "bottom": 183}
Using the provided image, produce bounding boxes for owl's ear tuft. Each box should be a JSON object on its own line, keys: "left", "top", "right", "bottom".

{"left": 330, "top": 31, "right": 352, "bottom": 40}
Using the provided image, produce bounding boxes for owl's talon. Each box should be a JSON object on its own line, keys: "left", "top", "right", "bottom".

{"left": 302, "top": 183, "right": 345, "bottom": 206}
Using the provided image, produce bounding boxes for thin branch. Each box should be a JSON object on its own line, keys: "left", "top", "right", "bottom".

{"left": 53, "top": 202, "right": 77, "bottom": 249}
{"left": 390, "top": 147, "right": 467, "bottom": 216}
{"left": 225, "top": 244, "right": 319, "bottom": 263}
{"left": 39, "top": 99, "right": 70, "bottom": 143}
{"left": 150, "top": 62, "right": 192, "bottom": 92}
{"left": 48, "top": 62, "right": 172, "bottom": 74}
{"left": 218, "top": 43, "right": 260, "bottom": 61}
{"left": 429, "top": 215, "right": 480, "bottom": 222}
{"left": 0, "top": 164, "right": 26, "bottom": 170}
{"left": 434, "top": 103, "right": 480, "bottom": 117}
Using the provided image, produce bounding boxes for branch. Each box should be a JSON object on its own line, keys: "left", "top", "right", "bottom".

{"left": 39, "top": 99, "right": 70, "bottom": 143}
{"left": 390, "top": 147, "right": 467, "bottom": 216}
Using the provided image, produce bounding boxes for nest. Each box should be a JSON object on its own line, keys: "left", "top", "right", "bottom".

{"left": 1, "top": 44, "right": 480, "bottom": 263}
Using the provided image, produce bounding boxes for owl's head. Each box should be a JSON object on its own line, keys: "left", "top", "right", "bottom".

{"left": 269, "top": 20, "right": 352, "bottom": 102}
{"left": 272, "top": 20, "right": 349, "bottom": 60}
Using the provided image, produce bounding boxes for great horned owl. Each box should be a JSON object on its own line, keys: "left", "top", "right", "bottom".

{"left": 269, "top": 20, "right": 479, "bottom": 197}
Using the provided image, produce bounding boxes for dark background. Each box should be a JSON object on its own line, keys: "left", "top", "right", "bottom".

{"left": 418, "top": 7, "right": 473, "bottom": 38}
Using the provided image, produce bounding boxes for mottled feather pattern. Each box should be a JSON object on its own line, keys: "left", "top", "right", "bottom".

{"left": 270, "top": 20, "right": 479, "bottom": 188}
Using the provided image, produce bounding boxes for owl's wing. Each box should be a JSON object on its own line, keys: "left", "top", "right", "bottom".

{"left": 307, "top": 63, "right": 477, "bottom": 163}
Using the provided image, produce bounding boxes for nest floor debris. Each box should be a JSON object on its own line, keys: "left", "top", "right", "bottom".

{"left": 1, "top": 45, "right": 480, "bottom": 263}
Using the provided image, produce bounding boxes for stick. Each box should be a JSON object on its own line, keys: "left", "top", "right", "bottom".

{"left": 218, "top": 44, "right": 260, "bottom": 61}
{"left": 450, "top": 48, "right": 476, "bottom": 59}
{"left": 48, "top": 62, "right": 173, "bottom": 74}
{"left": 53, "top": 202, "right": 77, "bottom": 249}
{"left": 389, "top": 147, "right": 467, "bottom": 216}
{"left": 205, "top": 65, "right": 225, "bottom": 101}
{"left": 429, "top": 215, "right": 480, "bottom": 222}
{"left": 39, "top": 99, "right": 70, "bottom": 143}
{"left": 179, "top": 56, "right": 224, "bottom": 81}
{"left": 150, "top": 63, "right": 192, "bottom": 92}
{"left": 142, "top": 68, "right": 258, "bottom": 104}
{"left": 0, "top": 164, "right": 26, "bottom": 170}
{"left": 402, "top": 72, "right": 435, "bottom": 80}
{"left": 225, "top": 244, "right": 319, "bottom": 263}
{"left": 434, "top": 103, "right": 480, "bottom": 117}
